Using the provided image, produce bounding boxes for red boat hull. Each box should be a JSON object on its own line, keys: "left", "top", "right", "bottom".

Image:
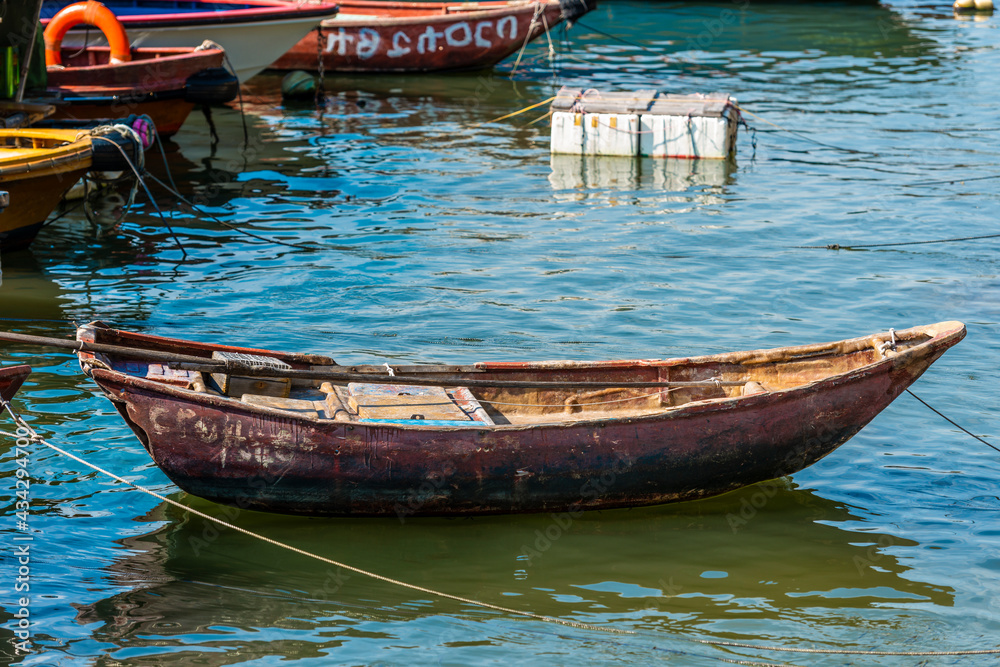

{"left": 46, "top": 46, "right": 232, "bottom": 137}
{"left": 79, "top": 322, "right": 965, "bottom": 517}
{"left": 271, "top": 0, "right": 593, "bottom": 73}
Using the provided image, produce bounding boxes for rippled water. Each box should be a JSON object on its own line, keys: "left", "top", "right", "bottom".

{"left": 3, "top": 1, "right": 1000, "bottom": 664}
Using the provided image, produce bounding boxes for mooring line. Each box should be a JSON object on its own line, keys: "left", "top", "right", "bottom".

{"left": 88, "top": 117, "right": 318, "bottom": 254}
{"left": 571, "top": 19, "right": 664, "bottom": 54}
{"left": 145, "top": 173, "right": 321, "bottom": 251}
{"left": 795, "top": 231, "right": 1000, "bottom": 250}
{"left": 5, "top": 398, "right": 999, "bottom": 659}
{"left": 732, "top": 105, "right": 872, "bottom": 156}
{"left": 691, "top": 638, "right": 1000, "bottom": 657}
{"left": 473, "top": 96, "right": 557, "bottom": 127}
{"left": 907, "top": 389, "right": 1000, "bottom": 456}
{"left": 90, "top": 136, "right": 188, "bottom": 259}
{"left": 902, "top": 173, "right": 1000, "bottom": 187}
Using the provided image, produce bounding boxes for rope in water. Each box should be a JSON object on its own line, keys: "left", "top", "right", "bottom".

{"left": 794, "top": 231, "right": 1000, "bottom": 250}
{"left": 3, "top": 396, "right": 999, "bottom": 659}
{"left": 693, "top": 639, "right": 1000, "bottom": 657}
{"left": 474, "top": 96, "right": 557, "bottom": 127}
{"left": 902, "top": 173, "right": 1000, "bottom": 187}
{"left": 89, "top": 127, "right": 322, "bottom": 253}
{"left": 145, "top": 174, "right": 321, "bottom": 252}
{"left": 732, "top": 105, "right": 872, "bottom": 155}
{"left": 907, "top": 389, "right": 1000, "bottom": 456}
{"left": 89, "top": 136, "right": 188, "bottom": 259}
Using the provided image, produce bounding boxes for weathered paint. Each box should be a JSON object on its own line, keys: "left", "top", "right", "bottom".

{"left": 78, "top": 322, "right": 965, "bottom": 517}
{"left": 270, "top": 0, "right": 593, "bottom": 73}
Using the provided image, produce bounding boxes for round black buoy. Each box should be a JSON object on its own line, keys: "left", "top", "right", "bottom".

{"left": 281, "top": 71, "right": 318, "bottom": 101}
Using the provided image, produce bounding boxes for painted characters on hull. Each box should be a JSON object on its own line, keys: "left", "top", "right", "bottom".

{"left": 325, "top": 18, "right": 519, "bottom": 60}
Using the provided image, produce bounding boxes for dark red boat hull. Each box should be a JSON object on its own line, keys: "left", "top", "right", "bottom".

{"left": 80, "top": 322, "right": 965, "bottom": 517}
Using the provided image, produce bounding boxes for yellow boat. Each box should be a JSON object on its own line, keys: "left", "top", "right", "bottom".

{"left": 0, "top": 128, "right": 93, "bottom": 251}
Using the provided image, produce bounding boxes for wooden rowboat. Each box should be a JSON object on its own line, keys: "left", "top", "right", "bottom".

{"left": 75, "top": 321, "right": 965, "bottom": 517}
{"left": 42, "top": 0, "right": 340, "bottom": 82}
{"left": 0, "top": 365, "right": 33, "bottom": 416}
{"left": 270, "top": 0, "right": 594, "bottom": 73}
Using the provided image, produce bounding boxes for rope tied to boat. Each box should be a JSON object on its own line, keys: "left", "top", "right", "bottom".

{"left": 875, "top": 328, "right": 897, "bottom": 358}
{"left": 509, "top": 2, "right": 545, "bottom": 76}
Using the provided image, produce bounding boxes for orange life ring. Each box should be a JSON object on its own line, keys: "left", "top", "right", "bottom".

{"left": 44, "top": 1, "right": 132, "bottom": 67}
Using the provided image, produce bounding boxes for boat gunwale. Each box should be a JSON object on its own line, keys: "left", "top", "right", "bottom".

{"left": 78, "top": 321, "right": 966, "bottom": 432}
{"left": 324, "top": 0, "right": 563, "bottom": 28}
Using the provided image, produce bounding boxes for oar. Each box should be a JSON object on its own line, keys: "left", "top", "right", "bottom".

{"left": 0, "top": 330, "right": 746, "bottom": 390}
{"left": 171, "top": 363, "right": 746, "bottom": 390}
{"left": 0, "top": 331, "right": 229, "bottom": 368}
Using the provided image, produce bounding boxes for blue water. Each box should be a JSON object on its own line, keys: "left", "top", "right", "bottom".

{"left": 4, "top": 0, "right": 1000, "bottom": 664}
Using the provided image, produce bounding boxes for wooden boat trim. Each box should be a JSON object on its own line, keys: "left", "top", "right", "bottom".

{"left": 79, "top": 321, "right": 966, "bottom": 431}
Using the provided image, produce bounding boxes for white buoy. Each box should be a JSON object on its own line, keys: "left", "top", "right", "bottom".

{"left": 954, "top": 0, "right": 976, "bottom": 11}
{"left": 974, "top": 0, "right": 994, "bottom": 12}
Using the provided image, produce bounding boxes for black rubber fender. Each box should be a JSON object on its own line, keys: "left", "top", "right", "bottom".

{"left": 184, "top": 67, "right": 240, "bottom": 105}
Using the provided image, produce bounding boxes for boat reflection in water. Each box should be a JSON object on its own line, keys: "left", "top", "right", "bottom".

{"left": 549, "top": 155, "right": 735, "bottom": 201}
{"left": 73, "top": 486, "right": 954, "bottom": 661}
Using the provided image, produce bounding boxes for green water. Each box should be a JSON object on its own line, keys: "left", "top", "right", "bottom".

{"left": 2, "top": 0, "right": 1000, "bottom": 664}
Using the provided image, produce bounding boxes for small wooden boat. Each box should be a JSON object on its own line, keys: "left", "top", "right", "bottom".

{"left": 41, "top": 2, "right": 239, "bottom": 138}
{"left": 0, "top": 364, "right": 32, "bottom": 416}
{"left": 270, "top": 0, "right": 594, "bottom": 73}
{"left": 41, "top": 0, "right": 340, "bottom": 83}
{"left": 76, "top": 321, "right": 965, "bottom": 517}
{"left": 0, "top": 128, "right": 94, "bottom": 251}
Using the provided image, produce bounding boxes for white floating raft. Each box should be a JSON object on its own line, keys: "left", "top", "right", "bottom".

{"left": 550, "top": 88, "right": 739, "bottom": 160}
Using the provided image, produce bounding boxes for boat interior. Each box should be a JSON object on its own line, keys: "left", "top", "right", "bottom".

{"left": 86, "top": 325, "right": 945, "bottom": 427}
